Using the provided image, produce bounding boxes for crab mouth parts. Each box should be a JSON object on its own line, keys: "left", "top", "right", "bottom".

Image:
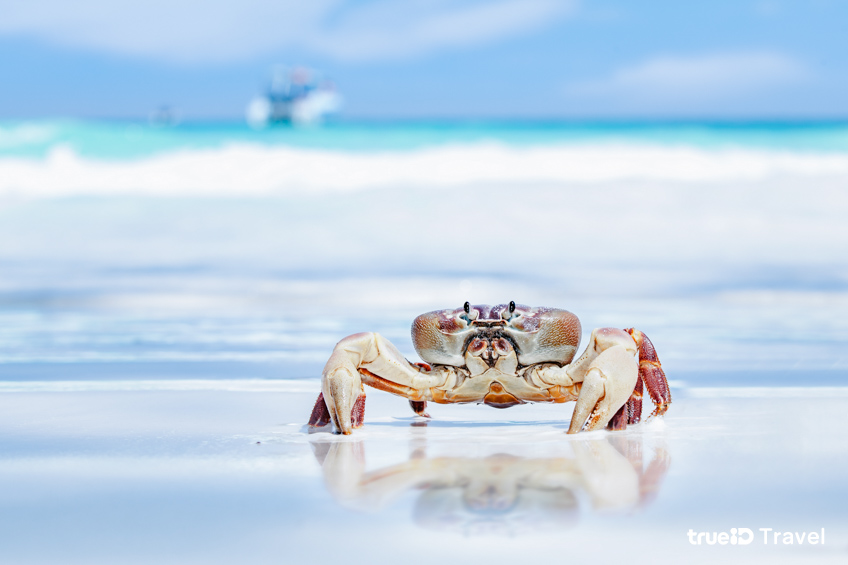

{"left": 471, "top": 320, "right": 506, "bottom": 327}
{"left": 464, "top": 330, "right": 517, "bottom": 368}
{"left": 483, "top": 382, "right": 524, "bottom": 409}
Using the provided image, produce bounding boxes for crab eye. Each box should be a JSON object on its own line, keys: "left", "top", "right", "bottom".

{"left": 463, "top": 301, "right": 470, "bottom": 313}
{"left": 509, "top": 301, "right": 516, "bottom": 313}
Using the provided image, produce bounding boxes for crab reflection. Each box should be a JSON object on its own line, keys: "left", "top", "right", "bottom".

{"left": 311, "top": 431, "right": 669, "bottom": 534}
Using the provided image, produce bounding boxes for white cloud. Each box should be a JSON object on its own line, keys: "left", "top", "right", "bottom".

{"left": 306, "top": 0, "right": 572, "bottom": 61}
{"left": 0, "top": 0, "right": 573, "bottom": 63}
{"left": 568, "top": 52, "right": 808, "bottom": 100}
{"left": 0, "top": 0, "right": 334, "bottom": 62}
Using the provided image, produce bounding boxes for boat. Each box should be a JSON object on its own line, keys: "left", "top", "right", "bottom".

{"left": 245, "top": 66, "right": 342, "bottom": 127}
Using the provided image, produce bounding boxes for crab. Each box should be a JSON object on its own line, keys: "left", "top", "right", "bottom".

{"left": 308, "top": 302, "right": 670, "bottom": 434}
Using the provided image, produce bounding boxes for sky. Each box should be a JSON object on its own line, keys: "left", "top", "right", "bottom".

{"left": 1, "top": 0, "right": 847, "bottom": 120}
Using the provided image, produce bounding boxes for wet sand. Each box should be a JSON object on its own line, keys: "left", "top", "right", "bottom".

{"left": 1, "top": 380, "right": 845, "bottom": 564}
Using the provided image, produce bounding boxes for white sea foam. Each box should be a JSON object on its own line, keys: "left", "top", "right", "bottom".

{"left": 1, "top": 141, "right": 847, "bottom": 198}
{"left": 0, "top": 123, "right": 56, "bottom": 150}
{"left": 0, "top": 379, "right": 322, "bottom": 393}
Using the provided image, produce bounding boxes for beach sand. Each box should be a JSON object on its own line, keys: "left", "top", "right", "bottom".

{"left": 1, "top": 379, "right": 845, "bottom": 564}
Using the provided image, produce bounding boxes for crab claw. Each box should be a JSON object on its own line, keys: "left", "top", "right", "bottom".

{"left": 567, "top": 331, "right": 639, "bottom": 434}
{"left": 321, "top": 337, "right": 369, "bottom": 434}
{"left": 323, "top": 370, "right": 366, "bottom": 435}
{"left": 317, "top": 332, "right": 442, "bottom": 434}
{"left": 309, "top": 391, "right": 365, "bottom": 431}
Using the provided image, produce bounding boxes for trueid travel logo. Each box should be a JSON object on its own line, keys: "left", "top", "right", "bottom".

{"left": 687, "top": 528, "right": 826, "bottom": 546}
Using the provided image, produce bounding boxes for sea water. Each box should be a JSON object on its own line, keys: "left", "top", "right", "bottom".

{"left": 0, "top": 120, "right": 846, "bottom": 563}
{"left": 0, "top": 119, "right": 846, "bottom": 383}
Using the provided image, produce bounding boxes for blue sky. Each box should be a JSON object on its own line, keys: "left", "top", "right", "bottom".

{"left": 1, "top": 0, "right": 847, "bottom": 119}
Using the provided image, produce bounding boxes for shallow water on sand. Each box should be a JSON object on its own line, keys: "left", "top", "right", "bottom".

{"left": 0, "top": 383, "right": 846, "bottom": 565}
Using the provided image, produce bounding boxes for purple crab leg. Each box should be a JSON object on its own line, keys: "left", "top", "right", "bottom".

{"left": 626, "top": 329, "right": 671, "bottom": 418}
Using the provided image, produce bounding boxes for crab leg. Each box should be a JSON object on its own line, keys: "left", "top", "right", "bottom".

{"left": 316, "top": 332, "right": 449, "bottom": 434}
{"left": 607, "top": 403, "right": 628, "bottom": 431}
{"left": 607, "top": 372, "right": 645, "bottom": 430}
{"left": 308, "top": 393, "right": 333, "bottom": 427}
{"left": 408, "top": 400, "right": 430, "bottom": 418}
{"left": 626, "top": 329, "right": 671, "bottom": 418}
{"left": 626, "top": 374, "right": 645, "bottom": 424}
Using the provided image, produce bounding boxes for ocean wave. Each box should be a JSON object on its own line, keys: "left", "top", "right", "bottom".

{"left": 1, "top": 141, "right": 847, "bottom": 198}
{"left": 0, "top": 123, "right": 57, "bottom": 150}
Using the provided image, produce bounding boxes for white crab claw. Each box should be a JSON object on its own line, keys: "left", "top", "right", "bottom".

{"left": 567, "top": 344, "right": 638, "bottom": 433}
{"left": 322, "top": 363, "right": 362, "bottom": 435}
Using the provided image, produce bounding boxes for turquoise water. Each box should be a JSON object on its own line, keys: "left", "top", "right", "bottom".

{"left": 2, "top": 119, "right": 848, "bottom": 160}
{"left": 1, "top": 118, "right": 846, "bottom": 383}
